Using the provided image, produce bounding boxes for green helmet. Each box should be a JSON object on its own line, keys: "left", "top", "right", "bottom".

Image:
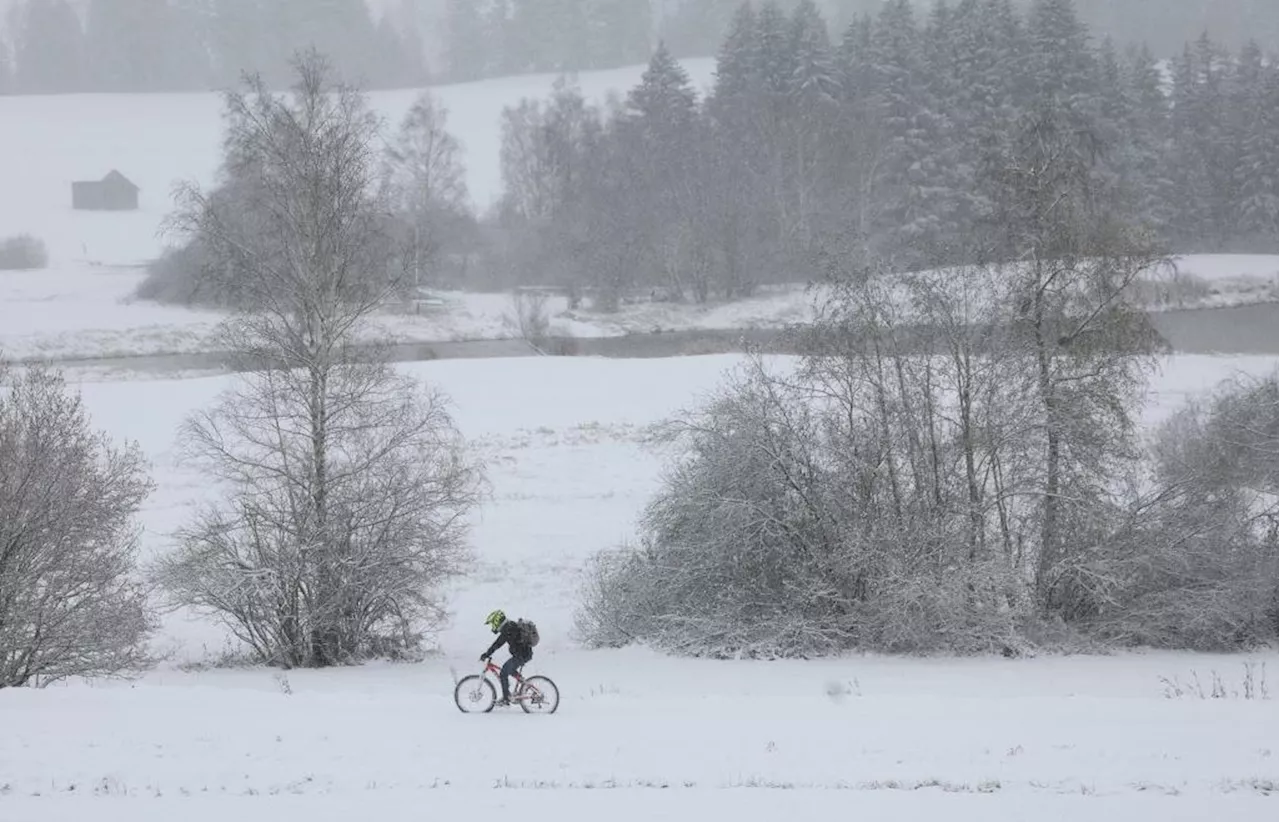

{"left": 484, "top": 609, "right": 507, "bottom": 633}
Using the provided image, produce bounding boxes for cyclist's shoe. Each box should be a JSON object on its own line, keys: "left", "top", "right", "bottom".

{"left": 495, "top": 697, "right": 511, "bottom": 707}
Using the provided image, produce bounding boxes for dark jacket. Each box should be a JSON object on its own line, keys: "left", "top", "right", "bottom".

{"left": 485, "top": 620, "right": 533, "bottom": 660}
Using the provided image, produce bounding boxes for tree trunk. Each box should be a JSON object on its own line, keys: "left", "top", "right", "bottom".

{"left": 1032, "top": 286, "right": 1062, "bottom": 612}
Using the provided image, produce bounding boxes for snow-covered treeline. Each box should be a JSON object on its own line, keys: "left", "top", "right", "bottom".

{"left": 478, "top": 0, "right": 1276, "bottom": 303}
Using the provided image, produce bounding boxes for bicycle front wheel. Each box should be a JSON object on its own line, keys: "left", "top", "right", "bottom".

{"left": 455, "top": 674, "right": 497, "bottom": 713}
{"left": 519, "top": 675, "right": 560, "bottom": 714}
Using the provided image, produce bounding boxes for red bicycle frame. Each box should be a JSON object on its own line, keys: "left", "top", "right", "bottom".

{"left": 483, "top": 659, "right": 540, "bottom": 700}
{"left": 483, "top": 659, "right": 525, "bottom": 682}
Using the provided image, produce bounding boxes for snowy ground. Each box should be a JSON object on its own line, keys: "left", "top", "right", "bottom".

{"left": 1, "top": 253, "right": 1275, "bottom": 362}
{"left": 2, "top": 354, "right": 1277, "bottom": 820}
{"left": 1153, "top": 254, "right": 1279, "bottom": 308}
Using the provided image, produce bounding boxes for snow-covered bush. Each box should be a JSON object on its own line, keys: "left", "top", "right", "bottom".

{"left": 0, "top": 234, "right": 48, "bottom": 270}
{"left": 1084, "top": 372, "right": 1279, "bottom": 650}
{"left": 0, "top": 363, "right": 155, "bottom": 686}
{"left": 133, "top": 241, "right": 217, "bottom": 306}
{"left": 575, "top": 357, "right": 1032, "bottom": 658}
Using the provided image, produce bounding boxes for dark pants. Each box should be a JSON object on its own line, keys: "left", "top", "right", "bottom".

{"left": 499, "top": 653, "right": 530, "bottom": 700}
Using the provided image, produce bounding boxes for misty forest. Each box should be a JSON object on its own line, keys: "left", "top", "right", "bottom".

{"left": 0, "top": 0, "right": 1275, "bottom": 91}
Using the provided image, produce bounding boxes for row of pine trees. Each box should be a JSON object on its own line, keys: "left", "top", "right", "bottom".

{"left": 3, "top": 0, "right": 1273, "bottom": 93}
{"left": 485, "top": 0, "right": 1277, "bottom": 300}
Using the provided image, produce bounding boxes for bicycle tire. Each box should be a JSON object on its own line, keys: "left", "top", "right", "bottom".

{"left": 519, "top": 675, "right": 560, "bottom": 714}
{"left": 455, "top": 674, "right": 497, "bottom": 713}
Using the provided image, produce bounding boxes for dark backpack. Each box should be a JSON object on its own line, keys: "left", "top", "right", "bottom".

{"left": 516, "top": 618, "right": 540, "bottom": 648}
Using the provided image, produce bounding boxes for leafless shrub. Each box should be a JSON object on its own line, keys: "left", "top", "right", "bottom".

{"left": 174, "top": 637, "right": 261, "bottom": 672}
{"left": 575, "top": 354, "right": 1031, "bottom": 658}
{"left": 1160, "top": 663, "right": 1270, "bottom": 700}
{"left": 150, "top": 51, "right": 484, "bottom": 668}
{"left": 0, "top": 363, "right": 155, "bottom": 687}
{"left": 1125, "top": 268, "right": 1212, "bottom": 310}
{"left": 1085, "top": 372, "right": 1278, "bottom": 650}
{"left": 508, "top": 288, "right": 551, "bottom": 344}
{"left": 0, "top": 234, "right": 48, "bottom": 270}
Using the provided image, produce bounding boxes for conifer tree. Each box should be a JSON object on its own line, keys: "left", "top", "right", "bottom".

{"left": 754, "top": 1, "right": 793, "bottom": 96}
{"left": 1117, "top": 42, "right": 1171, "bottom": 233}
{"left": 710, "top": 2, "right": 758, "bottom": 107}
{"left": 1229, "top": 43, "right": 1279, "bottom": 246}
{"left": 627, "top": 41, "right": 699, "bottom": 138}
{"left": 0, "top": 41, "right": 10, "bottom": 94}
{"left": 835, "top": 12, "right": 873, "bottom": 106}
{"left": 789, "top": 0, "right": 837, "bottom": 101}
{"left": 1026, "top": 0, "right": 1097, "bottom": 117}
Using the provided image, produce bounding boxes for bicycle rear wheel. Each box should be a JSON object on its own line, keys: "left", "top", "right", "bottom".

{"left": 518, "top": 675, "right": 560, "bottom": 714}
{"left": 455, "top": 675, "right": 497, "bottom": 713}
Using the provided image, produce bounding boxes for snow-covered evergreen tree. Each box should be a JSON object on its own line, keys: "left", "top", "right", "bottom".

{"left": 862, "top": 0, "right": 944, "bottom": 262}
{"left": 710, "top": 1, "right": 757, "bottom": 106}
{"left": 789, "top": 0, "right": 837, "bottom": 101}
{"left": 1123, "top": 42, "right": 1172, "bottom": 234}
{"left": 1026, "top": 0, "right": 1097, "bottom": 117}
{"left": 0, "top": 40, "right": 10, "bottom": 94}
{"left": 1094, "top": 40, "right": 1132, "bottom": 176}
{"left": 627, "top": 41, "right": 699, "bottom": 135}
{"left": 835, "top": 12, "right": 873, "bottom": 105}
{"left": 1167, "top": 34, "right": 1235, "bottom": 246}
{"left": 1228, "top": 42, "right": 1279, "bottom": 247}
{"left": 944, "top": 0, "right": 1028, "bottom": 245}
{"left": 754, "top": 1, "right": 794, "bottom": 96}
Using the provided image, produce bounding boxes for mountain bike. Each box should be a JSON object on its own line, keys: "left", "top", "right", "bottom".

{"left": 454, "top": 658, "right": 560, "bottom": 714}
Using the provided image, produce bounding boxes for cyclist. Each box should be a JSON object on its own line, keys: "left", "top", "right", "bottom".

{"left": 480, "top": 609, "right": 534, "bottom": 707}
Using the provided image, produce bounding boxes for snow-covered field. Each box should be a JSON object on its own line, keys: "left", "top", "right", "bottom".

{"left": 2, "top": 354, "right": 1277, "bottom": 821}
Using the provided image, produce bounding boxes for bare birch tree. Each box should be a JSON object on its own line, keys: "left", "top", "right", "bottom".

{"left": 0, "top": 363, "right": 154, "bottom": 687}
{"left": 988, "top": 107, "right": 1171, "bottom": 616}
{"left": 382, "top": 91, "right": 471, "bottom": 288}
{"left": 153, "top": 51, "right": 484, "bottom": 668}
